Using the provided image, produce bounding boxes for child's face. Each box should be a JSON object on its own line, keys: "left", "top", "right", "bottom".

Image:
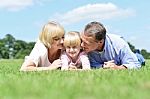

{"left": 66, "top": 45, "right": 81, "bottom": 59}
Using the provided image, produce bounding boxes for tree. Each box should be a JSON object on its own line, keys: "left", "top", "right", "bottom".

{"left": 128, "top": 42, "right": 135, "bottom": 52}
{"left": 0, "top": 34, "right": 35, "bottom": 59}
{"left": 141, "top": 49, "right": 150, "bottom": 59}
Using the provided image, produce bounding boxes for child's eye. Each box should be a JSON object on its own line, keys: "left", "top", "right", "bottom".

{"left": 66, "top": 46, "right": 70, "bottom": 49}
{"left": 72, "top": 46, "right": 77, "bottom": 49}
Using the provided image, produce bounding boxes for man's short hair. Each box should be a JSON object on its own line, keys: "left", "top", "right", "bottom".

{"left": 84, "top": 21, "right": 106, "bottom": 41}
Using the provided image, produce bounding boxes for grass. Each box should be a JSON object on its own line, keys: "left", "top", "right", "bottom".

{"left": 0, "top": 59, "right": 150, "bottom": 99}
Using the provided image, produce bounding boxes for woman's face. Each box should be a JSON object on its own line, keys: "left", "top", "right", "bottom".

{"left": 51, "top": 36, "right": 64, "bottom": 50}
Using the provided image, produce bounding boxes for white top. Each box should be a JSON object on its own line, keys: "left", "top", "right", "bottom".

{"left": 25, "top": 40, "right": 51, "bottom": 67}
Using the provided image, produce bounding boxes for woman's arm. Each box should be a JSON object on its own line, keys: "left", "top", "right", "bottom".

{"left": 20, "top": 59, "right": 62, "bottom": 71}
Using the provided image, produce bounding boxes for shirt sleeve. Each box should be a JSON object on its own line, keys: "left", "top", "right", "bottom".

{"left": 80, "top": 54, "right": 91, "bottom": 70}
{"left": 24, "top": 41, "right": 43, "bottom": 67}
{"left": 119, "top": 44, "right": 141, "bottom": 69}
{"left": 88, "top": 53, "right": 103, "bottom": 69}
{"left": 109, "top": 34, "right": 141, "bottom": 69}
{"left": 60, "top": 52, "right": 69, "bottom": 70}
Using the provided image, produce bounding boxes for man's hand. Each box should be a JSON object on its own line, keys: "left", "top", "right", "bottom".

{"left": 103, "top": 60, "right": 116, "bottom": 68}
{"left": 103, "top": 60, "right": 127, "bottom": 69}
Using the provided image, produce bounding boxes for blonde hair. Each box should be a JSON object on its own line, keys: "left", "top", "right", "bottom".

{"left": 64, "top": 31, "right": 81, "bottom": 47}
{"left": 39, "top": 21, "right": 65, "bottom": 48}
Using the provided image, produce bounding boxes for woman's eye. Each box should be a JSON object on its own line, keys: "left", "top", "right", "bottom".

{"left": 54, "top": 38, "right": 60, "bottom": 41}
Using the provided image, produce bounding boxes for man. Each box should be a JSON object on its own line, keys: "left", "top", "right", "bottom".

{"left": 81, "top": 21, "right": 141, "bottom": 69}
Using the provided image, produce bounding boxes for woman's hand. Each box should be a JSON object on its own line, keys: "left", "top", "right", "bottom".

{"left": 50, "top": 59, "right": 62, "bottom": 70}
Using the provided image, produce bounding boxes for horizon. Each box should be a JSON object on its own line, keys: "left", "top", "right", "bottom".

{"left": 0, "top": 0, "right": 150, "bottom": 52}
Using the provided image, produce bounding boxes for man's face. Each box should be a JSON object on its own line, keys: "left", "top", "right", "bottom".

{"left": 81, "top": 33, "right": 104, "bottom": 53}
{"left": 80, "top": 33, "right": 98, "bottom": 53}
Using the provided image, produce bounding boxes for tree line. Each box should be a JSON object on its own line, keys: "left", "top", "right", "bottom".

{"left": 0, "top": 34, "right": 150, "bottom": 59}
{"left": 0, "top": 34, "right": 35, "bottom": 59}
{"left": 128, "top": 42, "right": 150, "bottom": 59}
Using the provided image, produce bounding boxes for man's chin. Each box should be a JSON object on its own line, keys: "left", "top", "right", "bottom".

{"left": 84, "top": 49, "right": 90, "bottom": 53}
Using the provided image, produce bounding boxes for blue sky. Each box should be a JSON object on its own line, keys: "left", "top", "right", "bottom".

{"left": 0, "top": 0, "right": 150, "bottom": 52}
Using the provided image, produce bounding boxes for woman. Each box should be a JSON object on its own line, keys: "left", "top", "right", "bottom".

{"left": 20, "top": 21, "right": 65, "bottom": 71}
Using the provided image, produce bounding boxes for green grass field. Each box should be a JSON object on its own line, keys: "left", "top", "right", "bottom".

{"left": 0, "top": 59, "right": 150, "bottom": 99}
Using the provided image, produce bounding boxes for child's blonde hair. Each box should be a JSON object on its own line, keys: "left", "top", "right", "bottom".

{"left": 64, "top": 31, "right": 81, "bottom": 47}
{"left": 39, "top": 21, "right": 65, "bottom": 48}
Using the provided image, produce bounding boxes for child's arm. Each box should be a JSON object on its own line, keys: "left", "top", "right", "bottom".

{"left": 60, "top": 53, "right": 69, "bottom": 70}
{"left": 80, "top": 54, "right": 91, "bottom": 70}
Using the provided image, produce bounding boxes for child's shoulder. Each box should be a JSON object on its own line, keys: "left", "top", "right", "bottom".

{"left": 79, "top": 51, "right": 88, "bottom": 56}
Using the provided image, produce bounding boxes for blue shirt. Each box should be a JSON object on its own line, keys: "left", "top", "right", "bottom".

{"left": 135, "top": 53, "right": 145, "bottom": 65}
{"left": 88, "top": 34, "right": 141, "bottom": 69}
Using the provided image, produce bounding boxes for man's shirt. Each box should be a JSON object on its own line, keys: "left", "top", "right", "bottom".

{"left": 88, "top": 34, "right": 141, "bottom": 69}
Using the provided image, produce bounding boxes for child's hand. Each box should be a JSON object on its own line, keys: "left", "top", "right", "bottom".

{"left": 68, "top": 65, "right": 77, "bottom": 70}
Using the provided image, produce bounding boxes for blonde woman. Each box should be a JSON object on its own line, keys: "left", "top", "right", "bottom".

{"left": 20, "top": 21, "right": 65, "bottom": 71}
{"left": 61, "top": 31, "right": 90, "bottom": 70}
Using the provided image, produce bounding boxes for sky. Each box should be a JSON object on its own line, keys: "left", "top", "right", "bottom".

{"left": 0, "top": 0, "right": 150, "bottom": 52}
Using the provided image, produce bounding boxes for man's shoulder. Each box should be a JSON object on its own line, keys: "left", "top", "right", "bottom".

{"left": 107, "top": 34, "right": 127, "bottom": 45}
{"left": 106, "top": 34, "right": 129, "bottom": 54}
{"left": 107, "top": 34, "right": 124, "bottom": 40}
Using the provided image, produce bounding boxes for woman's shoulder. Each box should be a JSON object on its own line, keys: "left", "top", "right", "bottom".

{"left": 33, "top": 40, "right": 48, "bottom": 55}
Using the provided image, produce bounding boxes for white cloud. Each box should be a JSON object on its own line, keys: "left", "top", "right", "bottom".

{"left": 0, "top": 0, "right": 48, "bottom": 11}
{"left": 50, "top": 3, "right": 135, "bottom": 25}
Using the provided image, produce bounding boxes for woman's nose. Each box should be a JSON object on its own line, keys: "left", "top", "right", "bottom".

{"left": 60, "top": 38, "right": 64, "bottom": 43}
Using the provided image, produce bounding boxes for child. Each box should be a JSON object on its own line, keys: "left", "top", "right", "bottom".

{"left": 61, "top": 31, "right": 91, "bottom": 70}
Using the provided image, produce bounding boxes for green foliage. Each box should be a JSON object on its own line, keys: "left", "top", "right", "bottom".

{"left": 141, "top": 49, "right": 150, "bottom": 59}
{"left": 128, "top": 42, "right": 150, "bottom": 59}
{"left": 128, "top": 42, "right": 135, "bottom": 52}
{"left": 0, "top": 59, "right": 150, "bottom": 99}
{"left": 0, "top": 34, "right": 35, "bottom": 59}
{"left": 1, "top": 34, "right": 150, "bottom": 59}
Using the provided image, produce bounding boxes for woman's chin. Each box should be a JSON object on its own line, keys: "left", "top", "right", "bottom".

{"left": 58, "top": 46, "right": 64, "bottom": 49}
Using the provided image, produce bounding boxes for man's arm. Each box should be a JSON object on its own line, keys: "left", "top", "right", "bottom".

{"left": 103, "top": 60, "right": 127, "bottom": 69}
